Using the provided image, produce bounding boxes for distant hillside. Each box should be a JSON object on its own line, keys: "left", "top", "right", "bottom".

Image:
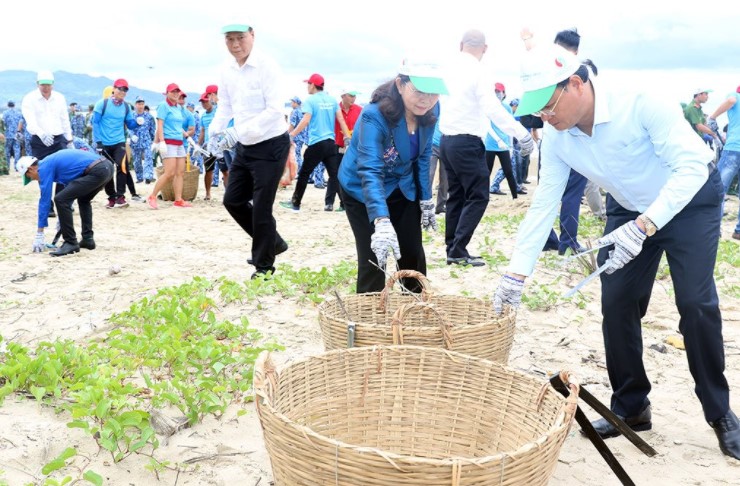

{"left": 0, "top": 70, "right": 164, "bottom": 110}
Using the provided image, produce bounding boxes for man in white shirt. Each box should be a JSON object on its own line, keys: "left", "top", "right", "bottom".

{"left": 208, "top": 23, "right": 291, "bottom": 279}
{"left": 493, "top": 44, "right": 738, "bottom": 460}
{"left": 439, "top": 29, "right": 534, "bottom": 267}
{"left": 21, "top": 70, "right": 74, "bottom": 218}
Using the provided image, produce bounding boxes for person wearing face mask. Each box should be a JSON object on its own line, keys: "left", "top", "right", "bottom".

{"left": 338, "top": 60, "right": 447, "bottom": 293}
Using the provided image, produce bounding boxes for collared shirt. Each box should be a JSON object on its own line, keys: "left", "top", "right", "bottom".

{"left": 439, "top": 51, "right": 528, "bottom": 141}
{"left": 21, "top": 89, "right": 72, "bottom": 140}
{"left": 335, "top": 102, "right": 362, "bottom": 147}
{"left": 209, "top": 48, "right": 287, "bottom": 145}
{"left": 508, "top": 78, "right": 714, "bottom": 276}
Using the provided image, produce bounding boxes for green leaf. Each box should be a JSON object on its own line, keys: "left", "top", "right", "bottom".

{"left": 30, "top": 386, "right": 46, "bottom": 402}
{"left": 41, "top": 459, "right": 65, "bottom": 475}
{"left": 58, "top": 448, "right": 77, "bottom": 461}
{"left": 83, "top": 470, "right": 103, "bottom": 486}
{"left": 67, "top": 420, "right": 89, "bottom": 430}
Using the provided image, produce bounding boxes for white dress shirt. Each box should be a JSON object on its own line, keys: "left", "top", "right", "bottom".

{"left": 508, "top": 78, "right": 715, "bottom": 276}
{"left": 21, "top": 89, "right": 72, "bottom": 140}
{"left": 209, "top": 47, "right": 287, "bottom": 145}
{"left": 439, "top": 51, "right": 529, "bottom": 141}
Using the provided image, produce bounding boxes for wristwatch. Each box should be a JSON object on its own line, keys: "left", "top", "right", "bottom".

{"left": 637, "top": 214, "right": 657, "bottom": 237}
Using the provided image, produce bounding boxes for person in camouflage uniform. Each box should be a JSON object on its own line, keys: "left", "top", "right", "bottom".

{"left": 2, "top": 101, "right": 23, "bottom": 171}
{"left": 22, "top": 117, "right": 33, "bottom": 157}
{"left": 129, "top": 96, "right": 156, "bottom": 183}
{"left": 84, "top": 104, "right": 95, "bottom": 144}
{"left": 69, "top": 102, "right": 86, "bottom": 139}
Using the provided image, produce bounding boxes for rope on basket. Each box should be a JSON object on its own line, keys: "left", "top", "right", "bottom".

{"left": 390, "top": 302, "right": 453, "bottom": 349}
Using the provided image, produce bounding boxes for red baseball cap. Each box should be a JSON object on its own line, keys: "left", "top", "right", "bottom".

{"left": 164, "top": 83, "right": 181, "bottom": 94}
{"left": 495, "top": 82, "right": 505, "bottom": 92}
{"left": 205, "top": 84, "right": 218, "bottom": 94}
{"left": 113, "top": 78, "right": 129, "bottom": 89}
{"left": 304, "top": 73, "right": 324, "bottom": 87}
{"left": 179, "top": 92, "right": 188, "bottom": 98}
{"left": 736, "top": 85, "right": 740, "bottom": 93}
{"left": 199, "top": 92, "right": 209, "bottom": 102}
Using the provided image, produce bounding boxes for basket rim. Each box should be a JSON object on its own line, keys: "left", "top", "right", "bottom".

{"left": 255, "top": 345, "right": 572, "bottom": 467}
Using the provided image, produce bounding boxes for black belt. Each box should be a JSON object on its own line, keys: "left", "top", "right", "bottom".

{"left": 83, "top": 157, "right": 108, "bottom": 175}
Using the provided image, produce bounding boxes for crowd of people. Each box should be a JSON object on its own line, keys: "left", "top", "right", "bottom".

{"left": 1, "top": 22, "right": 739, "bottom": 462}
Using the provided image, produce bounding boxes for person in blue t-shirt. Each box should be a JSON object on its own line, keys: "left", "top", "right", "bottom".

{"left": 147, "top": 83, "right": 192, "bottom": 208}
{"left": 280, "top": 73, "right": 352, "bottom": 212}
{"left": 92, "top": 78, "right": 139, "bottom": 208}
{"left": 18, "top": 150, "right": 114, "bottom": 256}
{"left": 197, "top": 92, "right": 219, "bottom": 200}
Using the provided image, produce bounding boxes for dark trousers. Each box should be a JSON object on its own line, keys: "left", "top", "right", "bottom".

{"left": 429, "top": 144, "right": 448, "bottom": 213}
{"left": 546, "top": 169, "right": 588, "bottom": 251}
{"left": 324, "top": 149, "right": 345, "bottom": 207}
{"left": 31, "top": 134, "right": 67, "bottom": 213}
{"left": 54, "top": 159, "right": 114, "bottom": 244}
{"left": 102, "top": 143, "right": 128, "bottom": 199}
{"left": 486, "top": 150, "right": 517, "bottom": 197}
{"left": 598, "top": 170, "right": 728, "bottom": 422}
{"left": 223, "top": 133, "right": 290, "bottom": 272}
{"left": 342, "top": 188, "right": 426, "bottom": 293}
{"left": 291, "top": 139, "right": 341, "bottom": 208}
{"left": 440, "top": 134, "right": 489, "bottom": 258}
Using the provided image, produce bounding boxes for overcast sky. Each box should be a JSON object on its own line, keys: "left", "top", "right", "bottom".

{"left": 6, "top": 1, "right": 739, "bottom": 120}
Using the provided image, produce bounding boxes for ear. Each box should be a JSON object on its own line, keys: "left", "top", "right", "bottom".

{"left": 570, "top": 75, "right": 585, "bottom": 94}
{"left": 395, "top": 77, "right": 403, "bottom": 92}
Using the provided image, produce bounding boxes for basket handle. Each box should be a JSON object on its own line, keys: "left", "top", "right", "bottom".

{"left": 390, "top": 302, "right": 453, "bottom": 349}
{"left": 379, "top": 270, "right": 432, "bottom": 312}
{"left": 253, "top": 351, "right": 279, "bottom": 416}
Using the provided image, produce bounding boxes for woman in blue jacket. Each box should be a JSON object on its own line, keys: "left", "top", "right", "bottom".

{"left": 339, "top": 61, "right": 447, "bottom": 293}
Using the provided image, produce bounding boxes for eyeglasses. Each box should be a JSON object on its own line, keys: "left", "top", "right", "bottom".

{"left": 406, "top": 83, "right": 439, "bottom": 100}
{"left": 116, "top": 86, "right": 129, "bottom": 92}
{"left": 533, "top": 87, "right": 566, "bottom": 117}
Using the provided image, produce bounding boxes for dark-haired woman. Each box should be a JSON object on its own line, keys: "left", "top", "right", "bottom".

{"left": 338, "top": 62, "right": 447, "bottom": 293}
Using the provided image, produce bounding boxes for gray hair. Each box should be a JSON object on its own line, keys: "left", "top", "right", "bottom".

{"left": 461, "top": 29, "right": 486, "bottom": 47}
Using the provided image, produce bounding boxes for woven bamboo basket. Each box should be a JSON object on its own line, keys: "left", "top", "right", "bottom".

{"left": 254, "top": 346, "right": 579, "bottom": 486}
{"left": 155, "top": 166, "right": 199, "bottom": 201}
{"left": 318, "top": 269, "right": 516, "bottom": 363}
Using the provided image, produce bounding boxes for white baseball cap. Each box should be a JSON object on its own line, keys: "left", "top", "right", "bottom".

{"left": 398, "top": 59, "right": 448, "bottom": 95}
{"left": 517, "top": 44, "right": 581, "bottom": 116}
{"left": 37, "top": 70, "right": 54, "bottom": 85}
{"left": 17, "top": 156, "right": 38, "bottom": 185}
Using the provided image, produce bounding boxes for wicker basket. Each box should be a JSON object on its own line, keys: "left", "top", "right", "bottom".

{"left": 155, "top": 166, "right": 199, "bottom": 201}
{"left": 318, "top": 270, "right": 516, "bottom": 363}
{"left": 254, "top": 346, "right": 579, "bottom": 486}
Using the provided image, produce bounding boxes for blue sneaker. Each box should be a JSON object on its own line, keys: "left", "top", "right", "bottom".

{"left": 279, "top": 201, "right": 300, "bottom": 213}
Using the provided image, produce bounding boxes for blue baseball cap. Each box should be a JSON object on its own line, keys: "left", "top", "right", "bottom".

{"left": 290, "top": 96, "right": 301, "bottom": 104}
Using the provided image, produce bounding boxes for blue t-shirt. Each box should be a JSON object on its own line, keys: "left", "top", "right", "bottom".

{"left": 156, "top": 102, "right": 186, "bottom": 142}
{"left": 93, "top": 99, "right": 136, "bottom": 145}
{"left": 200, "top": 107, "right": 216, "bottom": 143}
{"left": 182, "top": 108, "right": 195, "bottom": 148}
{"left": 303, "top": 91, "right": 338, "bottom": 145}
{"left": 724, "top": 92, "right": 740, "bottom": 152}
{"left": 432, "top": 121, "right": 441, "bottom": 147}
{"left": 484, "top": 102, "right": 513, "bottom": 151}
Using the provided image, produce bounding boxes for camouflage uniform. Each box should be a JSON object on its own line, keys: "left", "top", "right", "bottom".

{"left": 20, "top": 116, "right": 33, "bottom": 157}
{"left": 130, "top": 110, "right": 156, "bottom": 182}
{"left": 189, "top": 109, "right": 203, "bottom": 172}
{"left": 2, "top": 106, "right": 23, "bottom": 170}
{"left": 70, "top": 111, "right": 86, "bottom": 139}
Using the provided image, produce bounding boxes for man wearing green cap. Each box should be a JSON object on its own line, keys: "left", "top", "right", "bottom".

{"left": 492, "top": 43, "right": 739, "bottom": 460}
{"left": 208, "top": 23, "right": 291, "bottom": 279}
{"left": 684, "top": 88, "right": 716, "bottom": 140}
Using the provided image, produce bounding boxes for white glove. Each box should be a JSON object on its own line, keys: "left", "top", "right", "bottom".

{"left": 186, "top": 136, "right": 195, "bottom": 146}
{"left": 207, "top": 137, "right": 224, "bottom": 158}
{"left": 158, "top": 141, "right": 168, "bottom": 155}
{"left": 130, "top": 134, "right": 139, "bottom": 144}
{"left": 216, "top": 127, "right": 239, "bottom": 152}
{"left": 493, "top": 275, "right": 525, "bottom": 314}
{"left": 33, "top": 232, "right": 46, "bottom": 253}
{"left": 67, "top": 140, "right": 75, "bottom": 149}
{"left": 519, "top": 133, "right": 534, "bottom": 158}
{"left": 370, "top": 218, "right": 401, "bottom": 269}
{"left": 136, "top": 116, "right": 145, "bottom": 126}
{"left": 420, "top": 199, "right": 438, "bottom": 231}
{"left": 596, "top": 220, "right": 647, "bottom": 275}
{"left": 40, "top": 133, "right": 54, "bottom": 146}
{"left": 150, "top": 142, "right": 158, "bottom": 154}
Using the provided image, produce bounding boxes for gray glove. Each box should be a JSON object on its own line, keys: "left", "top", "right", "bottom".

{"left": 216, "top": 127, "right": 239, "bottom": 152}
{"left": 130, "top": 134, "right": 139, "bottom": 144}
{"left": 32, "top": 232, "right": 46, "bottom": 253}
{"left": 136, "top": 116, "right": 145, "bottom": 126}
{"left": 15, "top": 131, "right": 23, "bottom": 143}
{"left": 493, "top": 275, "right": 524, "bottom": 314}
{"left": 596, "top": 220, "right": 647, "bottom": 275}
{"left": 370, "top": 218, "right": 401, "bottom": 268}
{"left": 40, "top": 133, "right": 54, "bottom": 146}
{"left": 708, "top": 117, "right": 719, "bottom": 132}
{"left": 519, "top": 133, "right": 534, "bottom": 157}
{"left": 420, "top": 199, "right": 438, "bottom": 231}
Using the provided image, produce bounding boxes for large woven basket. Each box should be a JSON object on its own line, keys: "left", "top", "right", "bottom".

{"left": 254, "top": 346, "right": 579, "bottom": 486}
{"left": 155, "top": 165, "right": 199, "bottom": 201}
{"left": 318, "top": 270, "right": 516, "bottom": 363}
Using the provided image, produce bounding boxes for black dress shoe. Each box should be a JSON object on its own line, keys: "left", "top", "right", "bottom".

{"left": 586, "top": 405, "right": 652, "bottom": 439}
{"left": 50, "top": 241, "right": 80, "bottom": 257}
{"left": 446, "top": 256, "right": 485, "bottom": 267}
{"left": 710, "top": 409, "right": 740, "bottom": 459}
{"left": 558, "top": 244, "right": 588, "bottom": 256}
{"left": 247, "top": 240, "right": 289, "bottom": 265}
{"left": 489, "top": 189, "right": 507, "bottom": 196}
{"left": 79, "top": 238, "right": 96, "bottom": 250}
{"left": 542, "top": 241, "right": 559, "bottom": 252}
{"left": 251, "top": 267, "right": 275, "bottom": 280}
{"left": 517, "top": 188, "right": 528, "bottom": 195}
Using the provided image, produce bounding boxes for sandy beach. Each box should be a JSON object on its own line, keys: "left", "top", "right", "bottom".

{"left": 0, "top": 160, "right": 738, "bottom": 486}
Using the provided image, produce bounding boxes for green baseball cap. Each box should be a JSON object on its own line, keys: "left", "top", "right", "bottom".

{"left": 516, "top": 44, "right": 581, "bottom": 116}
{"left": 221, "top": 24, "right": 251, "bottom": 34}
{"left": 398, "top": 59, "right": 448, "bottom": 95}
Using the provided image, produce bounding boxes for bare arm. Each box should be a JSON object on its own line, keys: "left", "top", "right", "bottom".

{"left": 289, "top": 113, "right": 311, "bottom": 138}
{"left": 710, "top": 96, "right": 737, "bottom": 120}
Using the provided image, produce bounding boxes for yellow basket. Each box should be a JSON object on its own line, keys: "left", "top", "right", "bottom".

{"left": 255, "top": 346, "right": 579, "bottom": 486}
